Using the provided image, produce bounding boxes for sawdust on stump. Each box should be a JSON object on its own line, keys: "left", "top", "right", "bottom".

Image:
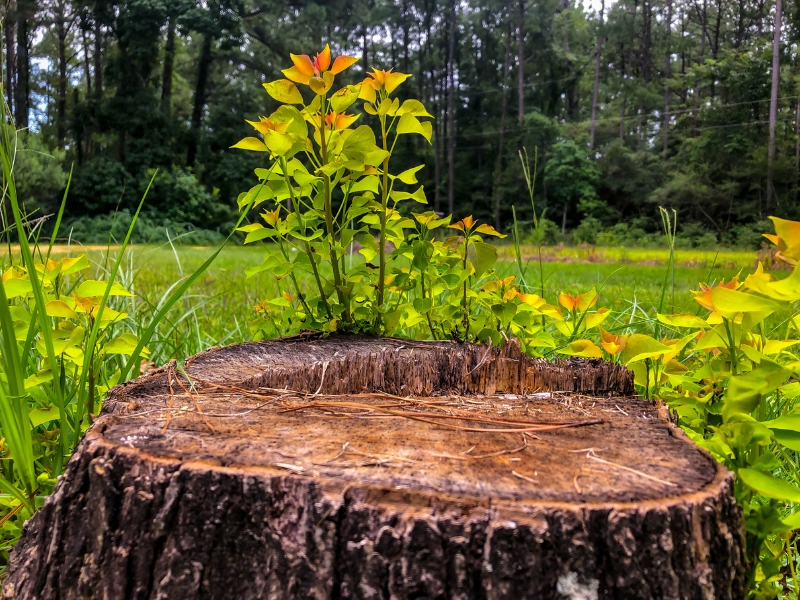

{"left": 4, "top": 334, "right": 744, "bottom": 599}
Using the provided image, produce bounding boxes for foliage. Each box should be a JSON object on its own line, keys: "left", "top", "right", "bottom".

{"left": 62, "top": 210, "right": 227, "bottom": 245}
{"left": 6, "top": 0, "right": 797, "bottom": 249}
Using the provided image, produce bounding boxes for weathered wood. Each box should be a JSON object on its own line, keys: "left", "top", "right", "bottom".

{"left": 4, "top": 335, "right": 744, "bottom": 599}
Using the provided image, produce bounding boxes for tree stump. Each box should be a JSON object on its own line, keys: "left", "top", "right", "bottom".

{"left": 4, "top": 334, "right": 744, "bottom": 600}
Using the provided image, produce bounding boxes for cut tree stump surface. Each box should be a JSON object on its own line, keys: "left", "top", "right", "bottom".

{"left": 4, "top": 334, "right": 744, "bottom": 600}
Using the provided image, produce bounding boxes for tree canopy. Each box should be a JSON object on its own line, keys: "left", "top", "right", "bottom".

{"left": 3, "top": 0, "right": 798, "bottom": 241}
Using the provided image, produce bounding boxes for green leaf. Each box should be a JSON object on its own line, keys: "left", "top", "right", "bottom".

{"left": 771, "top": 429, "right": 800, "bottom": 452}
{"left": 396, "top": 165, "right": 425, "bottom": 185}
{"left": 29, "top": 405, "right": 59, "bottom": 428}
{"left": 75, "top": 280, "right": 133, "bottom": 297}
{"left": 709, "top": 287, "right": 782, "bottom": 318}
{"left": 270, "top": 105, "right": 308, "bottom": 136}
{"left": 263, "top": 79, "right": 304, "bottom": 104}
{"left": 24, "top": 369, "right": 53, "bottom": 390}
{"left": 656, "top": 313, "right": 709, "bottom": 329}
{"left": 396, "top": 113, "right": 432, "bottom": 143}
{"left": 103, "top": 333, "right": 148, "bottom": 356}
{"left": 397, "top": 99, "right": 434, "bottom": 118}
{"left": 738, "top": 468, "right": 800, "bottom": 502}
{"left": 231, "top": 137, "right": 268, "bottom": 152}
{"left": 264, "top": 130, "right": 293, "bottom": 156}
{"left": 45, "top": 300, "right": 78, "bottom": 319}
{"left": 558, "top": 339, "right": 603, "bottom": 358}
{"left": 468, "top": 241, "right": 497, "bottom": 276}
{"left": 622, "top": 334, "right": 671, "bottom": 364}
{"left": 330, "top": 84, "right": 362, "bottom": 112}
{"left": 3, "top": 277, "right": 32, "bottom": 298}
{"left": 349, "top": 176, "right": 380, "bottom": 194}
{"left": 60, "top": 254, "right": 90, "bottom": 275}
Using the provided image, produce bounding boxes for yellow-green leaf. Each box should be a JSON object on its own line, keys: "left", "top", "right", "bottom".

{"left": 29, "top": 405, "right": 59, "bottom": 427}
{"left": 231, "top": 137, "right": 268, "bottom": 152}
{"left": 622, "top": 334, "right": 671, "bottom": 363}
{"left": 45, "top": 300, "right": 78, "bottom": 319}
{"left": 263, "top": 79, "right": 304, "bottom": 104}
{"left": 396, "top": 113, "right": 432, "bottom": 143}
{"left": 709, "top": 287, "right": 782, "bottom": 318}
{"left": 396, "top": 165, "right": 425, "bottom": 185}
{"left": 60, "top": 255, "right": 90, "bottom": 276}
{"left": 75, "top": 280, "right": 133, "bottom": 297}
{"left": 657, "top": 313, "right": 709, "bottom": 329}
{"left": 103, "top": 333, "right": 148, "bottom": 357}
{"left": 738, "top": 467, "right": 800, "bottom": 502}
{"left": 763, "top": 340, "right": 800, "bottom": 355}
{"left": 558, "top": 339, "right": 603, "bottom": 358}
{"left": 3, "top": 277, "right": 32, "bottom": 298}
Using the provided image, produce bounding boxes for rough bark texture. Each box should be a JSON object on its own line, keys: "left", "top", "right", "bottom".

{"left": 4, "top": 335, "right": 744, "bottom": 600}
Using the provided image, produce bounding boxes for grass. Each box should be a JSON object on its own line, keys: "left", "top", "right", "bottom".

{"left": 502, "top": 243, "right": 756, "bottom": 271}
{"left": 23, "top": 241, "right": 751, "bottom": 366}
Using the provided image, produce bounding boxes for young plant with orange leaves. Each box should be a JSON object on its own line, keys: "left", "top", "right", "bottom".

{"left": 233, "top": 45, "right": 433, "bottom": 333}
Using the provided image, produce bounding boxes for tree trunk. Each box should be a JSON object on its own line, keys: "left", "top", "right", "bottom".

{"left": 3, "top": 334, "right": 745, "bottom": 600}
{"left": 93, "top": 20, "right": 103, "bottom": 100}
{"left": 517, "top": 0, "right": 525, "bottom": 125}
{"left": 767, "top": 0, "right": 782, "bottom": 211}
{"left": 692, "top": 0, "right": 707, "bottom": 136}
{"left": 4, "top": 13, "right": 14, "bottom": 119}
{"left": 663, "top": 0, "right": 672, "bottom": 155}
{"left": 81, "top": 28, "right": 92, "bottom": 97}
{"left": 187, "top": 34, "right": 213, "bottom": 167}
{"left": 433, "top": 64, "right": 441, "bottom": 214}
{"left": 589, "top": 0, "right": 604, "bottom": 151}
{"left": 795, "top": 85, "right": 800, "bottom": 204}
{"left": 619, "top": 0, "right": 638, "bottom": 144}
{"left": 493, "top": 20, "right": 512, "bottom": 231}
{"left": 161, "top": 15, "right": 176, "bottom": 111}
{"left": 446, "top": 0, "right": 456, "bottom": 216}
{"left": 56, "top": 7, "right": 68, "bottom": 149}
{"left": 14, "top": 0, "right": 29, "bottom": 130}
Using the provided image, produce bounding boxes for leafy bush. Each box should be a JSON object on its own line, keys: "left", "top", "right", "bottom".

{"left": 573, "top": 216, "right": 603, "bottom": 244}
{"left": 62, "top": 210, "right": 226, "bottom": 245}
{"left": 11, "top": 129, "right": 67, "bottom": 217}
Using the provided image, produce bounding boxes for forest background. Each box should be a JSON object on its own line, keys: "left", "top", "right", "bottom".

{"left": 1, "top": 0, "right": 798, "bottom": 247}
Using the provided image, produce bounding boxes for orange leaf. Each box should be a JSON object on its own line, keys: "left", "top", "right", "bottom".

{"left": 475, "top": 223, "right": 506, "bottom": 238}
{"left": 331, "top": 55, "right": 359, "bottom": 74}
{"left": 282, "top": 66, "right": 312, "bottom": 85}
{"left": 314, "top": 45, "right": 332, "bottom": 72}
{"left": 290, "top": 53, "right": 315, "bottom": 76}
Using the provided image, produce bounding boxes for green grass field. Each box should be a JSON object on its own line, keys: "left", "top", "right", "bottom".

{"left": 23, "top": 241, "right": 751, "bottom": 366}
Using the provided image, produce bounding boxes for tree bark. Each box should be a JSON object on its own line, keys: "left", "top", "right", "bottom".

{"left": 767, "top": 0, "right": 782, "bottom": 211}
{"left": 81, "top": 28, "right": 92, "bottom": 98}
{"left": 517, "top": 0, "right": 525, "bottom": 125}
{"left": 187, "top": 34, "right": 213, "bottom": 167}
{"left": 619, "top": 0, "right": 638, "bottom": 143}
{"left": 93, "top": 19, "right": 103, "bottom": 100}
{"left": 589, "top": 0, "right": 604, "bottom": 151}
{"left": 14, "top": 0, "right": 30, "bottom": 130}
{"left": 4, "top": 335, "right": 745, "bottom": 600}
{"left": 446, "top": 0, "right": 456, "bottom": 216}
{"left": 161, "top": 15, "right": 176, "bottom": 111}
{"left": 433, "top": 64, "right": 441, "bottom": 213}
{"left": 56, "top": 3, "right": 69, "bottom": 149}
{"left": 692, "top": 0, "right": 707, "bottom": 136}
{"left": 4, "top": 11, "right": 14, "bottom": 119}
{"left": 663, "top": 0, "right": 672, "bottom": 155}
{"left": 795, "top": 86, "right": 800, "bottom": 204}
{"left": 493, "top": 20, "right": 512, "bottom": 231}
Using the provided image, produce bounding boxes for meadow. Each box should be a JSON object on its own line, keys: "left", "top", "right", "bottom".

{"left": 37, "top": 241, "right": 749, "bottom": 368}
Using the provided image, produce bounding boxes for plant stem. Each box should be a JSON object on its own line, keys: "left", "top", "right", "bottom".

{"left": 281, "top": 158, "right": 332, "bottom": 319}
{"left": 377, "top": 115, "right": 390, "bottom": 314}
{"left": 318, "top": 101, "right": 350, "bottom": 322}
